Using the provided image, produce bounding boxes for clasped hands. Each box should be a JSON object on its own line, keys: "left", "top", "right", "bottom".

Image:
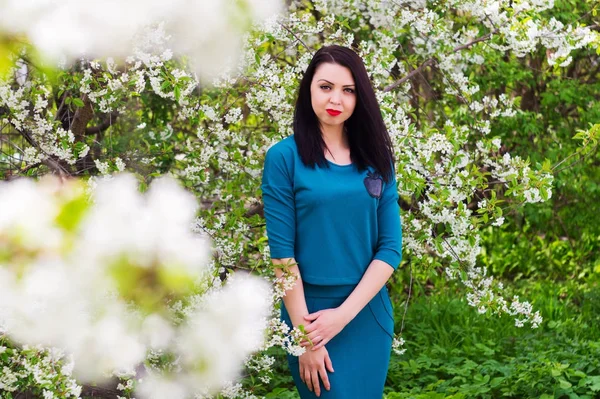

{"left": 298, "top": 307, "right": 349, "bottom": 396}
{"left": 301, "top": 307, "right": 350, "bottom": 350}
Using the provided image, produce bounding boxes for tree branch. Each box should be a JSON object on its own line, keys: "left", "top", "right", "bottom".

{"left": 18, "top": 129, "right": 71, "bottom": 177}
{"left": 384, "top": 11, "right": 524, "bottom": 93}
{"left": 86, "top": 111, "right": 119, "bottom": 135}
{"left": 69, "top": 94, "right": 95, "bottom": 142}
{"left": 383, "top": 31, "right": 494, "bottom": 93}
{"left": 384, "top": 59, "right": 436, "bottom": 93}
{"left": 279, "top": 23, "right": 312, "bottom": 51}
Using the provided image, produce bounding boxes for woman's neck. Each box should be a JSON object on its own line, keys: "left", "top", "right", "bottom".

{"left": 320, "top": 123, "right": 348, "bottom": 150}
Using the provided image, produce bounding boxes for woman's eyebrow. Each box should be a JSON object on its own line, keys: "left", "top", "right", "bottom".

{"left": 317, "top": 79, "right": 355, "bottom": 87}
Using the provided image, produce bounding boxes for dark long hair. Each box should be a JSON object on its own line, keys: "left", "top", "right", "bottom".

{"left": 293, "top": 45, "right": 395, "bottom": 182}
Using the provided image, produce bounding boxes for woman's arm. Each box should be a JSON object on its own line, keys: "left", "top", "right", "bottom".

{"left": 338, "top": 259, "right": 393, "bottom": 321}
{"left": 274, "top": 257, "right": 335, "bottom": 396}
{"left": 272, "top": 257, "right": 309, "bottom": 327}
{"left": 262, "top": 145, "right": 310, "bottom": 326}
{"left": 302, "top": 260, "right": 393, "bottom": 349}
{"left": 262, "top": 145, "right": 333, "bottom": 395}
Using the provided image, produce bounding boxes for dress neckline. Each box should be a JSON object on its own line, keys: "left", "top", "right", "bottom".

{"left": 326, "top": 158, "right": 354, "bottom": 168}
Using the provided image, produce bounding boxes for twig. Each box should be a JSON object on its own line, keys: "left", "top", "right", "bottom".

{"left": 279, "top": 23, "right": 312, "bottom": 51}
{"left": 399, "top": 262, "right": 413, "bottom": 334}
{"left": 552, "top": 143, "right": 598, "bottom": 172}
{"left": 383, "top": 59, "right": 435, "bottom": 92}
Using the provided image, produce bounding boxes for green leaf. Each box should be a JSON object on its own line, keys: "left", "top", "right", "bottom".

{"left": 571, "top": 370, "right": 586, "bottom": 379}
{"left": 55, "top": 194, "right": 90, "bottom": 233}
{"left": 552, "top": 368, "right": 562, "bottom": 377}
{"left": 587, "top": 375, "right": 600, "bottom": 392}
{"left": 73, "top": 141, "right": 87, "bottom": 157}
{"left": 72, "top": 98, "right": 85, "bottom": 108}
{"left": 490, "top": 377, "right": 505, "bottom": 388}
{"left": 559, "top": 378, "right": 573, "bottom": 389}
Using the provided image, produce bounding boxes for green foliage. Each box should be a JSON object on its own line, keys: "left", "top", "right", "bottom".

{"left": 479, "top": 224, "right": 600, "bottom": 281}
{"left": 382, "top": 280, "right": 600, "bottom": 398}
{"left": 233, "top": 346, "right": 298, "bottom": 398}
{"left": 0, "top": 336, "right": 81, "bottom": 398}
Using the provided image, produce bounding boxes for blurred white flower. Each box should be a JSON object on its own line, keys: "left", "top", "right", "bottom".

{"left": 68, "top": 310, "right": 147, "bottom": 381}
{"left": 0, "top": 0, "right": 284, "bottom": 80}
{"left": 0, "top": 174, "right": 272, "bottom": 393}
{"left": 80, "top": 174, "right": 209, "bottom": 274}
{"left": 0, "top": 178, "right": 62, "bottom": 250}
{"left": 137, "top": 375, "right": 190, "bottom": 399}
{"left": 141, "top": 314, "right": 175, "bottom": 351}
{"left": 173, "top": 273, "right": 271, "bottom": 394}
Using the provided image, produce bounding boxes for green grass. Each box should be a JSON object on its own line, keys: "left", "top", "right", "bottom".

{"left": 383, "top": 278, "right": 600, "bottom": 398}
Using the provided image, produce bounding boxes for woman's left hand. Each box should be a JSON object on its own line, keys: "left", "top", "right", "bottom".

{"left": 302, "top": 308, "right": 350, "bottom": 350}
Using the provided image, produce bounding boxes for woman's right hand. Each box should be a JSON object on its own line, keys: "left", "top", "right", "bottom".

{"left": 299, "top": 346, "right": 334, "bottom": 397}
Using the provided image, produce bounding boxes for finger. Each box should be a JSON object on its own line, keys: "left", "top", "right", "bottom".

{"left": 312, "top": 370, "right": 321, "bottom": 397}
{"left": 310, "top": 336, "right": 322, "bottom": 350}
{"left": 313, "top": 337, "right": 329, "bottom": 351}
{"left": 308, "top": 333, "right": 321, "bottom": 345}
{"left": 319, "top": 367, "right": 331, "bottom": 391}
{"left": 304, "top": 323, "right": 317, "bottom": 334}
{"left": 325, "top": 354, "right": 334, "bottom": 373}
{"left": 304, "top": 369, "right": 312, "bottom": 392}
{"left": 308, "top": 331, "right": 321, "bottom": 341}
{"left": 299, "top": 364, "right": 305, "bottom": 384}
{"left": 304, "top": 311, "right": 321, "bottom": 321}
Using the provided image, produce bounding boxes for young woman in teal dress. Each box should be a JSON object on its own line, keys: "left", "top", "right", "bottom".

{"left": 261, "top": 45, "right": 402, "bottom": 398}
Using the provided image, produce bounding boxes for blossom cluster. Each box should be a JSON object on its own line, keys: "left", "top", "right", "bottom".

{"left": 0, "top": 339, "right": 81, "bottom": 398}
{"left": 0, "top": 174, "right": 271, "bottom": 398}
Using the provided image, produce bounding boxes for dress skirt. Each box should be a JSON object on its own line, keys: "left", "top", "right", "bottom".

{"left": 280, "top": 282, "right": 395, "bottom": 399}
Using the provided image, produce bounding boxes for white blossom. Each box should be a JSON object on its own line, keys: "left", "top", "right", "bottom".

{"left": 0, "top": 0, "right": 284, "bottom": 80}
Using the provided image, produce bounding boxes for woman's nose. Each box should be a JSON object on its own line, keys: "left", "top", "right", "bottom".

{"left": 329, "top": 92, "right": 341, "bottom": 105}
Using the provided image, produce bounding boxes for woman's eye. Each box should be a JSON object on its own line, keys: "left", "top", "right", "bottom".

{"left": 320, "top": 85, "right": 331, "bottom": 90}
{"left": 344, "top": 88, "right": 355, "bottom": 93}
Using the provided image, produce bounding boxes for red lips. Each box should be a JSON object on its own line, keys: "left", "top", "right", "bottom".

{"left": 326, "top": 109, "right": 341, "bottom": 116}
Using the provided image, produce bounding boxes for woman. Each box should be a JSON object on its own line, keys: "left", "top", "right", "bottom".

{"left": 261, "top": 45, "right": 402, "bottom": 398}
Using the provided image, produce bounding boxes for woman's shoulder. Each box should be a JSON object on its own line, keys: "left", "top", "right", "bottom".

{"left": 263, "top": 135, "right": 297, "bottom": 182}
{"left": 266, "top": 135, "right": 297, "bottom": 159}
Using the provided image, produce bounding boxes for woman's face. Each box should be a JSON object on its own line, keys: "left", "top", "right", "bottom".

{"left": 310, "top": 62, "right": 356, "bottom": 129}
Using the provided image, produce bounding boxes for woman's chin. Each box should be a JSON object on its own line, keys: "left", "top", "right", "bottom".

{"left": 319, "top": 116, "right": 347, "bottom": 126}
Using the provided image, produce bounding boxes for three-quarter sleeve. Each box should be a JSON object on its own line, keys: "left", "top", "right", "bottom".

{"left": 261, "top": 145, "right": 296, "bottom": 259}
{"left": 373, "top": 170, "right": 402, "bottom": 270}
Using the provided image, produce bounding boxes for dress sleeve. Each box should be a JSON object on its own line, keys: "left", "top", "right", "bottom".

{"left": 261, "top": 145, "right": 296, "bottom": 259}
{"left": 373, "top": 169, "right": 402, "bottom": 270}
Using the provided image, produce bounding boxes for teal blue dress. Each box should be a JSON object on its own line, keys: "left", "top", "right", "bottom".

{"left": 261, "top": 136, "right": 402, "bottom": 398}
